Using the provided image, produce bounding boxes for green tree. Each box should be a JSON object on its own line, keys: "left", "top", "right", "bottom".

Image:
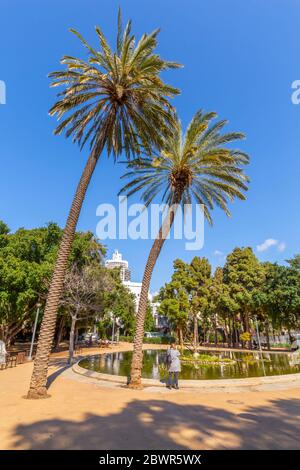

{"left": 0, "top": 224, "right": 60, "bottom": 345}
{"left": 104, "top": 268, "right": 136, "bottom": 336}
{"left": 170, "top": 257, "right": 212, "bottom": 349}
{"left": 28, "top": 10, "right": 181, "bottom": 398}
{"left": 158, "top": 282, "right": 189, "bottom": 349}
{"left": 0, "top": 220, "right": 9, "bottom": 236}
{"left": 188, "top": 257, "right": 211, "bottom": 348}
{"left": 61, "top": 264, "right": 113, "bottom": 364}
{"left": 169, "top": 259, "right": 194, "bottom": 344}
{"left": 286, "top": 254, "right": 300, "bottom": 272}
{"left": 223, "top": 247, "right": 265, "bottom": 347}
{"left": 120, "top": 110, "right": 249, "bottom": 387}
{"left": 0, "top": 222, "right": 106, "bottom": 348}
{"left": 261, "top": 263, "right": 300, "bottom": 340}
{"left": 206, "top": 267, "right": 224, "bottom": 344}
{"left": 144, "top": 302, "right": 156, "bottom": 332}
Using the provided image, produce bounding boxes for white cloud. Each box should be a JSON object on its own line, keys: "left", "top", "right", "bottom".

{"left": 213, "top": 250, "right": 223, "bottom": 256}
{"left": 277, "top": 242, "right": 286, "bottom": 252}
{"left": 256, "top": 238, "right": 286, "bottom": 253}
{"left": 257, "top": 239, "right": 278, "bottom": 252}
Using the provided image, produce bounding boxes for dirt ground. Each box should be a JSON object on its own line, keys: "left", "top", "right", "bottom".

{"left": 0, "top": 343, "right": 299, "bottom": 450}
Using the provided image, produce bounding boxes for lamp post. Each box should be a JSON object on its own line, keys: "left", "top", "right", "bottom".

{"left": 28, "top": 302, "right": 42, "bottom": 361}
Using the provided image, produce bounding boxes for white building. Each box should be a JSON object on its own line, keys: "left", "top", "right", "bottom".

{"left": 106, "top": 250, "right": 164, "bottom": 328}
{"left": 105, "top": 249, "right": 131, "bottom": 282}
{"left": 123, "top": 280, "right": 143, "bottom": 311}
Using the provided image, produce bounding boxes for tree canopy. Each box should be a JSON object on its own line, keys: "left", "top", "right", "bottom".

{"left": 158, "top": 249, "right": 300, "bottom": 349}
{"left": 0, "top": 221, "right": 136, "bottom": 345}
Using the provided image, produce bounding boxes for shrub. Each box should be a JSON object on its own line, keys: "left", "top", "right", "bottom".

{"left": 119, "top": 335, "right": 175, "bottom": 345}
{"left": 181, "top": 353, "right": 235, "bottom": 364}
{"left": 240, "top": 332, "right": 252, "bottom": 343}
{"left": 208, "top": 332, "right": 224, "bottom": 343}
{"left": 271, "top": 342, "right": 290, "bottom": 349}
{"left": 143, "top": 336, "right": 175, "bottom": 344}
{"left": 119, "top": 335, "right": 133, "bottom": 343}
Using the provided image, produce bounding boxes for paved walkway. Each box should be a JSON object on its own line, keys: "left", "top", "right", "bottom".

{"left": 0, "top": 344, "right": 299, "bottom": 450}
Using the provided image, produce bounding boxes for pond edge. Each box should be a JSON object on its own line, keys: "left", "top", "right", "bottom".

{"left": 72, "top": 351, "right": 300, "bottom": 390}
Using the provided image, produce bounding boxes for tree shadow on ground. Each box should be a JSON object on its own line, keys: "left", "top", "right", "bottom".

{"left": 11, "top": 398, "right": 300, "bottom": 450}
{"left": 47, "top": 354, "right": 87, "bottom": 388}
{"left": 46, "top": 358, "right": 73, "bottom": 388}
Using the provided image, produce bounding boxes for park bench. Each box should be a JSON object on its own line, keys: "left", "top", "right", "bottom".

{"left": 0, "top": 349, "right": 28, "bottom": 370}
{"left": 0, "top": 353, "right": 17, "bottom": 370}
{"left": 16, "top": 351, "right": 26, "bottom": 364}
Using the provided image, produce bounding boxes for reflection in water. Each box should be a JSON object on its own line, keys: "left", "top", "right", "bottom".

{"left": 79, "top": 349, "right": 300, "bottom": 381}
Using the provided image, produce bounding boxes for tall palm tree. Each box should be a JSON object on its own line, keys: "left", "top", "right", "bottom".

{"left": 119, "top": 110, "right": 250, "bottom": 388}
{"left": 27, "top": 10, "right": 181, "bottom": 399}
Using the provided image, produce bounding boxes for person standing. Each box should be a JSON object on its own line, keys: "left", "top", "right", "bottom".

{"left": 0, "top": 340, "right": 7, "bottom": 367}
{"left": 166, "top": 343, "right": 181, "bottom": 389}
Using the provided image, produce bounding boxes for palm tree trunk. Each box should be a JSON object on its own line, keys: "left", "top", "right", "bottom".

{"left": 27, "top": 150, "right": 99, "bottom": 399}
{"left": 68, "top": 316, "right": 77, "bottom": 365}
{"left": 129, "top": 194, "right": 181, "bottom": 388}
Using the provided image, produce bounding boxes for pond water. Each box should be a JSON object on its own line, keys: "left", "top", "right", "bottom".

{"left": 79, "top": 349, "right": 300, "bottom": 380}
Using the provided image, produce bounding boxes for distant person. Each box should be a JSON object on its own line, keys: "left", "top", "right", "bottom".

{"left": 166, "top": 343, "right": 181, "bottom": 390}
{"left": 0, "top": 340, "right": 7, "bottom": 365}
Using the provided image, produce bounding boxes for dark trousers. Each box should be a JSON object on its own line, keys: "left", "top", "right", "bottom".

{"left": 168, "top": 371, "right": 179, "bottom": 387}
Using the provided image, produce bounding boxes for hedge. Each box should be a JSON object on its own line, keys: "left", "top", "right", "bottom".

{"left": 119, "top": 335, "right": 175, "bottom": 345}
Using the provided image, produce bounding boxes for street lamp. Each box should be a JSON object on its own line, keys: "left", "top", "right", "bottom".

{"left": 28, "top": 302, "right": 42, "bottom": 361}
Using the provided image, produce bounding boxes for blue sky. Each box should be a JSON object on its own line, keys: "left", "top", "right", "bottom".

{"left": 0, "top": 0, "right": 299, "bottom": 291}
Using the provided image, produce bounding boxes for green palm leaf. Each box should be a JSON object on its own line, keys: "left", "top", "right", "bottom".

{"left": 49, "top": 9, "right": 182, "bottom": 159}
{"left": 119, "top": 111, "right": 249, "bottom": 223}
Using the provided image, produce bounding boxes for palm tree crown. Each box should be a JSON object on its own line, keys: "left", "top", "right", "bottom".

{"left": 119, "top": 110, "right": 250, "bottom": 222}
{"left": 49, "top": 9, "right": 181, "bottom": 158}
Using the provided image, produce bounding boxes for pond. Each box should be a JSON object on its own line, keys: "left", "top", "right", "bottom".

{"left": 78, "top": 349, "right": 300, "bottom": 380}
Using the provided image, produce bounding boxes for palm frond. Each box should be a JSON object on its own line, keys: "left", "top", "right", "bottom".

{"left": 119, "top": 111, "right": 249, "bottom": 224}
{"left": 49, "top": 9, "right": 182, "bottom": 160}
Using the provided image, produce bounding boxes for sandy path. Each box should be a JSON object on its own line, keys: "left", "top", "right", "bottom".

{"left": 0, "top": 344, "right": 299, "bottom": 450}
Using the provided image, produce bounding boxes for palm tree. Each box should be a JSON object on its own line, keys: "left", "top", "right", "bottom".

{"left": 119, "top": 110, "right": 250, "bottom": 388}
{"left": 27, "top": 10, "right": 181, "bottom": 399}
